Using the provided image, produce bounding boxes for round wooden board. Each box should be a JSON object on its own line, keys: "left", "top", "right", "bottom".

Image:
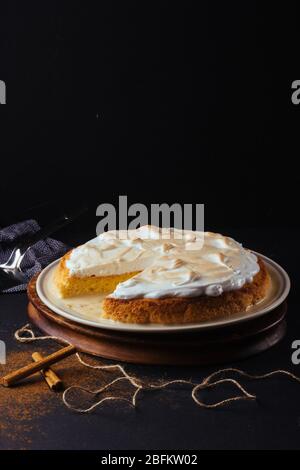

{"left": 27, "top": 274, "right": 287, "bottom": 365}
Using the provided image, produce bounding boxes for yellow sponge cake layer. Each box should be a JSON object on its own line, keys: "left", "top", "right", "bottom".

{"left": 52, "top": 228, "right": 270, "bottom": 325}
{"left": 55, "top": 251, "right": 139, "bottom": 298}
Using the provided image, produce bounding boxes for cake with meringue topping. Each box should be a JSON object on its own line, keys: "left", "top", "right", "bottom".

{"left": 54, "top": 226, "right": 270, "bottom": 324}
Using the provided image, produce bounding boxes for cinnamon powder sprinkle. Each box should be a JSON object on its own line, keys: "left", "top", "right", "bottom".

{"left": 3, "top": 330, "right": 300, "bottom": 449}
{"left": 0, "top": 345, "right": 131, "bottom": 449}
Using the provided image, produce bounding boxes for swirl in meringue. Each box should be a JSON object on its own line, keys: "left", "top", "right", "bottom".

{"left": 66, "top": 226, "right": 259, "bottom": 299}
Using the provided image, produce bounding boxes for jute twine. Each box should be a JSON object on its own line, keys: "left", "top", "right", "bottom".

{"left": 14, "top": 323, "right": 300, "bottom": 413}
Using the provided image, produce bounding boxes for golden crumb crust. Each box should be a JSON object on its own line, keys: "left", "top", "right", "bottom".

{"left": 55, "top": 250, "right": 270, "bottom": 325}
{"left": 102, "top": 258, "right": 270, "bottom": 324}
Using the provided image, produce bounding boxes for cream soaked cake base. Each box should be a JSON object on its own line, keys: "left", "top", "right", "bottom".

{"left": 36, "top": 254, "right": 290, "bottom": 333}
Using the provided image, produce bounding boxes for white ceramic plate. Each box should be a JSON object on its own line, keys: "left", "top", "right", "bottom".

{"left": 36, "top": 252, "right": 290, "bottom": 333}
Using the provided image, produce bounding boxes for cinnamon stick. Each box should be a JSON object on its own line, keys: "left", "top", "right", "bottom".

{"left": 1, "top": 345, "right": 76, "bottom": 387}
{"left": 32, "top": 352, "right": 63, "bottom": 391}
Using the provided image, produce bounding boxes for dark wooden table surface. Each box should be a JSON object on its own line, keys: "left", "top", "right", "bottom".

{"left": 0, "top": 227, "right": 300, "bottom": 450}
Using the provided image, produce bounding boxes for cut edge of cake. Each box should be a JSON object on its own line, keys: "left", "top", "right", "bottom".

{"left": 54, "top": 251, "right": 140, "bottom": 298}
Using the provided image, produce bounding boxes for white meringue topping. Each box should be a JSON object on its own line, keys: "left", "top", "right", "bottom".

{"left": 66, "top": 226, "right": 259, "bottom": 299}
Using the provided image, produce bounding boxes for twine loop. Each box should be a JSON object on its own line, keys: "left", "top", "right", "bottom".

{"left": 14, "top": 324, "right": 300, "bottom": 413}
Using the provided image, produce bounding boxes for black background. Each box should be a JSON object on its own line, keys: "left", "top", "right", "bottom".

{"left": 1, "top": 1, "right": 300, "bottom": 451}
{"left": 0, "top": 1, "right": 298, "bottom": 231}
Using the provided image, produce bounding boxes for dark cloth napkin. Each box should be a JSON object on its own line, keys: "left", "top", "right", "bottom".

{"left": 0, "top": 219, "right": 69, "bottom": 293}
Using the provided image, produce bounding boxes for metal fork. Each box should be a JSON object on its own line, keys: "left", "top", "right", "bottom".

{"left": 0, "top": 206, "right": 86, "bottom": 289}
